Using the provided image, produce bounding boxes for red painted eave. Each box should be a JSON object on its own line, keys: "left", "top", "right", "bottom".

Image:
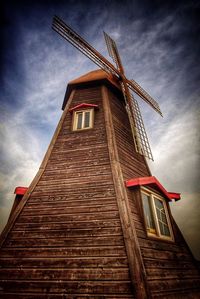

{"left": 125, "top": 176, "right": 181, "bottom": 201}
{"left": 14, "top": 187, "right": 28, "bottom": 196}
{"left": 69, "top": 103, "right": 99, "bottom": 113}
{"left": 168, "top": 192, "right": 181, "bottom": 201}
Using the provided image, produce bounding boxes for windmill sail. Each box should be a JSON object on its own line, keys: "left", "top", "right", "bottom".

{"left": 103, "top": 31, "right": 161, "bottom": 118}
{"left": 52, "top": 16, "right": 120, "bottom": 77}
{"left": 120, "top": 83, "right": 153, "bottom": 160}
{"left": 104, "top": 31, "right": 153, "bottom": 160}
{"left": 129, "top": 94, "right": 153, "bottom": 160}
{"left": 128, "top": 79, "right": 162, "bottom": 116}
{"left": 104, "top": 32, "right": 124, "bottom": 73}
{"left": 52, "top": 16, "right": 162, "bottom": 160}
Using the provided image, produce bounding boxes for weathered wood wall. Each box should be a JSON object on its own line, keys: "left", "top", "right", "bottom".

{"left": 108, "top": 87, "right": 200, "bottom": 298}
{"left": 0, "top": 85, "right": 134, "bottom": 298}
{"left": 0, "top": 77, "right": 200, "bottom": 298}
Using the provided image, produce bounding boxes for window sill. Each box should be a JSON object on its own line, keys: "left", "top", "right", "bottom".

{"left": 146, "top": 232, "right": 175, "bottom": 243}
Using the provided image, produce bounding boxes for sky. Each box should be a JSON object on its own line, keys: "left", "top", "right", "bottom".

{"left": 0, "top": 0, "right": 200, "bottom": 259}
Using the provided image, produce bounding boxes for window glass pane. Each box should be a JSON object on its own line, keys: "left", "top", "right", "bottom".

{"left": 84, "top": 111, "right": 90, "bottom": 128}
{"left": 77, "top": 113, "right": 83, "bottom": 129}
{"left": 142, "top": 193, "right": 156, "bottom": 234}
{"left": 154, "top": 198, "right": 170, "bottom": 236}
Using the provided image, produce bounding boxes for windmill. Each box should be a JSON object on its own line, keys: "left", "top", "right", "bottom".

{"left": 52, "top": 15, "right": 162, "bottom": 161}
{"left": 1, "top": 15, "right": 200, "bottom": 299}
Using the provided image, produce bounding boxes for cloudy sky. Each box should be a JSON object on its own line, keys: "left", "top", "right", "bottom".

{"left": 1, "top": 0, "right": 200, "bottom": 259}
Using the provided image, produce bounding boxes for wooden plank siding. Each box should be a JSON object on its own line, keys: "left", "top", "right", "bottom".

{"left": 102, "top": 86, "right": 151, "bottom": 299}
{"left": 108, "top": 88, "right": 200, "bottom": 298}
{"left": 0, "top": 85, "right": 134, "bottom": 298}
{"left": 0, "top": 73, "right": 200, "bottom": 298}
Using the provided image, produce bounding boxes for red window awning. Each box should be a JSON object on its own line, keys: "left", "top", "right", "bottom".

{"left": 69, "top": 103, "right": 99, "bottom": 113}
{"left": 14, "top": 186, "right": 28, "bottom": 196}
{"left": 125, "top": 176, "right": 181, "bottom": 201}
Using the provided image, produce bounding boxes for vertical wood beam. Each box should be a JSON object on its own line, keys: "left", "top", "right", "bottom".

{"left": 102, "top": 85, "right": 151, "bottom": 299}
{"left": 0, "top": 90, "right": 75, "bottom": 247}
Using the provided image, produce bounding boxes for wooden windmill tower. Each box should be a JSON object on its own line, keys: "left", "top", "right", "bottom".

{"left": 0, "top": 16, "right": 200, "bottom": 299}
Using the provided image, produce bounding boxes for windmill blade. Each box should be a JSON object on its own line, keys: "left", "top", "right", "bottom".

{"left": 104, "top": 32, "right": 124, "bottom": 73}
{"left": 52, "top": 16, "right": 120, "bottom": 78}
{"left": 120, "top": 82, "right": 142, "bottom": 154}
{"left": 129, "top": 93, "right": 153, "bottom": 160}
{"left": 120, "top": 82, "right": 153, "bottom": 160}
{"left": 103, "top": 32, "right": 116, "bottom": 62}
{"left": 103, "top": 32, "right": 157, "bottom": 159}
{"left": 52, "top": 16, "right": 162, "bottom": 118}
{"left": 103, "top": 31, "right": 162, "bottom": 117}
{"left": 127, "top": 79, "right": 162, "bottom": 116}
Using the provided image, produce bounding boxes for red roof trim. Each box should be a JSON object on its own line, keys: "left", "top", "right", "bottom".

{"left": 125, "top": 176, "right": 181, "bottom": 201}
{"left": 168, "top": 192, "right": 181, "bottom": 201}
{"left": 69, "top": 103, "right": 99, "bottom": 112}
{"left": 14, "top": 187, "right": 28, "bottom": 196}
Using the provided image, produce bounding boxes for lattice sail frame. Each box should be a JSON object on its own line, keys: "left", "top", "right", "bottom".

{"left": 120, "top": 82, "right": 153, "bottom": 160}
{"left": 129, "top": 95, "right": 153, "bottom": 160}
{"left": 52, "top": 16, "right": 119, "bottom": 77}
{"left": 103, "top": 32, "right": 153, "bottom": 160}
{"left": 52, "top": 16, "right": 162, "bottom": 161}
{"left": 104, "top": 32, "right": 124, "bottom": 73}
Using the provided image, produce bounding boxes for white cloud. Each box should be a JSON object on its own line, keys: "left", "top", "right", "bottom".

{"left": 147, "top": 104, "right": 200, "bottom": 259}
{"left": 149, "top": 106, "right": 199, "bottom": 191}
{"left": 0, "top": 110, "right": 44, "bottom": 232}
{"left": 0, "top": 18, "right": 95, "bottom": 232}
{"left": 171, "top": 192, "right": 200, "bottom": 260}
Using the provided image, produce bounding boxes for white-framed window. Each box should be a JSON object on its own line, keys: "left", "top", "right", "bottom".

{"left": 141, "top": 187, "right": 174, "bottom": 241}
{"left": 72, "top": 109, "right": 94, "bottom": 131}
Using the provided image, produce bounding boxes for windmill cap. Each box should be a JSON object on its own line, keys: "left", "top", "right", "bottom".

{"left": 68, "top": 69, "right": 118, "bottom": 85}
{"left": 62, "top": 69, "right": 121, "bottom": 110}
